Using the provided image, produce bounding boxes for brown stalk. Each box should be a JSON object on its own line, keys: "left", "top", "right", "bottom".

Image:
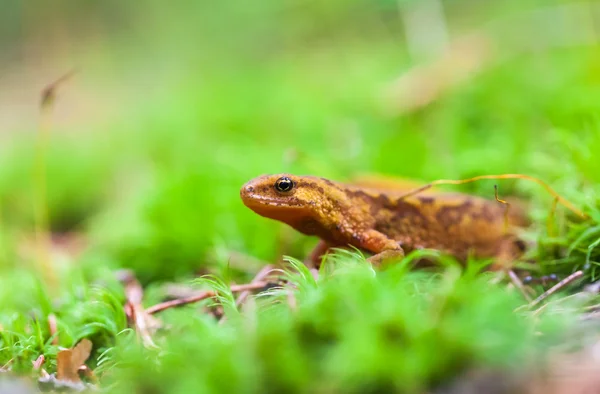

{"left": 119, "top": 271, "right": 159, "bottom": 349}
{"left": 32, "top": 355, "right": 45, "bottom": 370}
{"left": 494, "top": 185, "right": 510, "bottom": 234}
{"left": 146, "top": 281, "right": 269, "bottom": 315}
{"left": 287, "top": 290, "right": 298, "bottom": 311}
{"left": 396, "top": 174, "right": 587, "bottom": 219}
{"left": 529, "top": 271, "right": 584, "bottom": 309}
{"left": 547, "top": 196, "right": 560, "bottom": 238}
{"left": 34, "top": 72, "right": 75, "bottom": 294}
{"left": 508, "top": 270, "right": 533, "bottom": 302}
{"left": 236, "top": 265, "right": 276, "bottom": 308}
{"left": 48, "top": 314, "right": 58, "bottom": 345}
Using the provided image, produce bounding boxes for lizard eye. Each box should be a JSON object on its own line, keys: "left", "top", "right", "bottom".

{"left": 274, "top": 176, "right": 294, "bottom": 193}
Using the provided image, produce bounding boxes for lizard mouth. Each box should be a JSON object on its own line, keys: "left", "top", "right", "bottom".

{"left": 241, "top": 195, "right": 303, "bottom": 210}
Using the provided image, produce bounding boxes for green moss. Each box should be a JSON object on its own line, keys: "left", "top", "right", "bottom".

{"left": 1, "top": 0, "right": 600, "bottom": 391}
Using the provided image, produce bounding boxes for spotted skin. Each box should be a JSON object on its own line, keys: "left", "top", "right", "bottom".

{"left": 240, "top": 174, "right": 529, "bottom": 268}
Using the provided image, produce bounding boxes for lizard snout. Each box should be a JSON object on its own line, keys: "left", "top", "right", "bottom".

{"left": 240, "top": 183, "right": 257, "bottom": 202}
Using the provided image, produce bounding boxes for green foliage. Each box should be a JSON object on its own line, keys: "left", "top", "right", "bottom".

{"left": 101, "top": 257, "right": 572, "bottom": 394}
{"left": 1, "top": 0, "right": 600, "bottom": 392}
{"left": 0, "top": 268, "right": 127, "bottom": 373}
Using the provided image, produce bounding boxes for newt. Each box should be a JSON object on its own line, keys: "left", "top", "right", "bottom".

{"left": 240, "top": 173, "right": 530, "bottom": 269}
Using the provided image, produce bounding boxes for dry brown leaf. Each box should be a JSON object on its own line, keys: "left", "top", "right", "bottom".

{"left": 56, "top": 339, "right": 92, "bottom": 383}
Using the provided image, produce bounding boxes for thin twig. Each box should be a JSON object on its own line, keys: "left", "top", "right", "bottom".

{"left": 529, "top": 270, "right": 584, "bottom": 308}
{"left": 32, "top": 355, "right": 45, "bottom": 370}
{"left": 531, "top": 292, "right": 590, "bottom": 318}
{"left": 48, "top": 314, "right": 58, "bottom": 345}
{"left": 581, "top": 310, "right": 600, "bottom": 321}
{"left": 287, "top": 290, "right": 297, "bottom": 311}
{"left": 0, "top": 358, "right": 13, "bottom": 372}
{"left": 35, "top": 72, "right": 77, "bottom": 295}
{"left": 508, "top": 270, "right": 533, "bottom": 302}
{"left": 219, "top": 265, "right": 277, "bottom": 325}
{"left": 494, "top": 184, "right": 510, "bottom": 234}
{"left": 119, "top": 271, "right": 158, "bottom": 349}
{"left": 547, "top": 196, "right": 560, "bottom": 238}
{"left": 236, "top": 265, "right": 275, "bottom": 308}
{"left": 127, "top": 300, "right": 158, "bottom": 349}
{"left": 583, "top": 303, "right": 600, "bottom": 311}
{"left": 40, "top": 69, "right": 78, "bottom": 108}
{"left": 396, "top": 174, "right": 587, "bottom": 219}
{"left": 146, "top": 281, "right": 269, "bottom": 315}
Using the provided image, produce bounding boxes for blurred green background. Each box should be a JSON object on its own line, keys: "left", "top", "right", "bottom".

{"left": 3, "top": 0, "right": 599, "bottom": 283}
{"left": 1, "top": 1, "right": 600, "bottom": 392}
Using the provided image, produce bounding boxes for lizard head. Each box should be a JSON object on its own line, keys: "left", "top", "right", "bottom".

{"left": 240, "top": 173, "right": 352, "bottom": 235}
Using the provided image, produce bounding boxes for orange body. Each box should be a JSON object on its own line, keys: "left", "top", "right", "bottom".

{"left": 240, "top": 174, "right": 529, "bottom": 266}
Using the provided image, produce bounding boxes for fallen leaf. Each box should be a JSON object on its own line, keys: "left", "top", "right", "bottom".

{"left": 56, "top": 339, "right": 92, "bottom": 383}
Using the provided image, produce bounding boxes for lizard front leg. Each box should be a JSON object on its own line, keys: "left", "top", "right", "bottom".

{"left": 307, "top": 230, "right": 405, "bottom": 269}
{"left": 305, "top": 240, "right": 332, "bottom": 268}
{"left": 360, "top": 229, "right": 405, "bottom": 267}
{"left": 306, "top": 240, "right": 357, "bottom": 267}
